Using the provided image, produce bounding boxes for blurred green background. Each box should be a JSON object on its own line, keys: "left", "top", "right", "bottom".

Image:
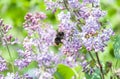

{"left": 0, "top": 0, "right": 120, "bottom": 78}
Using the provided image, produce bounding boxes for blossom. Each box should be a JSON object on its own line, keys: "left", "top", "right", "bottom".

{"left": 68, "top": 0, "right": 80, "bottom": 8}
{"left": 44, "top": 0, "right": 64, "bottom": 12}
{"left": 2, "top": 72, "right": 33, "bottom": 79}
{"left": 11, "top": 0, "right": 115, "bottom": 78}
{"left": 34, "top": 68, "right": 53, "bottom": 79}
{"left": 14, "top": 49, "right": 35, "bottom": 69}
{"left": 82, "top": 16, "right": 100, "bottom": 34}
{"left": 0, "top": 56, "right": 7, "bottom": 72}
{"left": 0, "top": 19, "right": 18, "bottom": 45}
{"left": 0, "top": 74, "right": 4, "bottom": 79}
{"left": 14, "top": 58, "right": 31, "bottom": 69}
{"left": 83, "top": 0, "right": 100, "bottom": 6}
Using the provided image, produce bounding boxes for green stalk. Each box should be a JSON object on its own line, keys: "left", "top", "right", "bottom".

{"left": 95, "top": 53, "right": 104, "bottom": 79}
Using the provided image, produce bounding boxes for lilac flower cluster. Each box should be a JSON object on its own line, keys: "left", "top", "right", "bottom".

{"left": 14, "top": 12, "right": 81, "bottom": 79}
{"left": 58, "top": 12, "right": 82, "bottom": 57}
{"left": 15, "top": 12, "right": 56, "bottom": 70}
{"left": 80, "top": 10, "right": 114, "bottom": 52}
{"left": 14, "top": 49, "right": 35, "bottom": 69}
{"left": 0, "top": 0, "right": 114, "bottom": 78}
{"left": 46, "top": 0, "right": 114, "bottom": 53}
{"left": 44, "top": 0, "right": 114, "bottom": 75}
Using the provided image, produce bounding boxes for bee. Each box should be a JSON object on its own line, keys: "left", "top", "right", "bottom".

{"left": 54, "top": 31, "right": 64, "bottom": 45}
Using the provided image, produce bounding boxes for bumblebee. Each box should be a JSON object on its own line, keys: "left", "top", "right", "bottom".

{"left": 54, "top": 32, "right": 64, "bottom": 45}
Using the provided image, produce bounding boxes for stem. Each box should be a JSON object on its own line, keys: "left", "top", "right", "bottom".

{"left": 63, "top": 0, "right": 82, "bottom": 32}
{"left": 89, "top": 51, "right": 96, "bottom": 62}
{"left": 0, "top": 27, "right": 15, "bottom": 73}
{"left": 5, "top": 41, "right": 15, "bottom": 73}
{"left": 63, "top": 0, "right": 69, "bottom": 11}
{"left": 95, "top": 53, "right": 104, "bottom": 79}
{"left": 115, "top": 59, "right": 118, "bottom": 68}
{"left": 63, "top": 0, "right": 76, "bottom": 21}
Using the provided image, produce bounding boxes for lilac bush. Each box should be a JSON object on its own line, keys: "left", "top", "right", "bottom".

{"left": 0, "top": 0, "right": 116, "bottom": 79}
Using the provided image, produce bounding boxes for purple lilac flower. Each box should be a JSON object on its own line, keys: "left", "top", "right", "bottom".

{"left": 14, "top": 49, "right": 35, "bottom": 69}
{"left": 61, "top": 35, "right": 82, "bottom": 56}
{"left": 23, "top": 74, "right": 33, "bottom": 79}
{"left": 79, "top": 2, "right": 114, "bottom": 52}
{"left": 57, "top": 12, "right": 82, "bottom": 56}
{"left": 44, "top": 0, "right": 64, "bottom": 13}
{"left": 44, "top": 0, "right": 56, "bottom": 10}
{"left": 68, "top": 0, "right": 80, "bottom": 8}
{"left": 58, "top": 12, "right": 76, "bottom": 36}
{"left": 93, "top": 37, "right": 105, "bottom": 52}
{"left": 83, "top": 0, "right": 100, "bottom": 6}
{"left": 35, "top": 52, "right": 82, "bottom": 78}
{"left": 2, "top": 72, "right": 33, "bottom": 79}
{"left": 37, "top": 25, "right": 56, "bottom": 51}
{"left": 14, "top": 52, "right": 35, "bottom": 69}
{"left": 36, "top": 52, "right": 57, "bottom": 67}
{"left": 24, "top": 12, "right": 46, "bottom": 35}
{"left": 91, "top": 8, "right": 106, "bottom": 19}
{"left": 15, "top": 12, "right": 57, "bottom": 70}
{"left": 35, "top": 53, "right": 61, "bottom": 79}
{"left": 0, "top": 19, "right": 17, "bottom": 45}
{"left": 15, "top": 12, "right": 57, "bottom": 73}
{"left": 0, "top": 19, "right": 12, "bottom": 32}
{"left": 82, "top": 16, "right": 100, "bottom": 34}
{"left": 81, "top": 25, "right": 114, "bottom": 52}
{"left": 0, "top": 56, "right": 7, "bottom": 72}
{"left": 14, "top": 0, "right": 114, "bottom": 77}
{"left": 99, "top": 28, "right": 114, "bottom": 42}
{"left": 24, "top": 12, "right": 56, "bottom": 52}
{"left": 83, "top": 0, "right": 100, "bottom": 3}
{"left": 23, "top": 37, "right": 37, "bottom": 51}
{"left": 14, "top": 59, "right": 31, "bottom": 69}
{"left": 80, "top": 60, "right": 95, "bottom": 74}
{"left": 76, "top": 4, "right": 91, "bottom": 20}
{"left": 34, "top": 68, "right": 53, "bottom": 79}
{"left": 0, "top": 74, "right": 4, "bottom": 79}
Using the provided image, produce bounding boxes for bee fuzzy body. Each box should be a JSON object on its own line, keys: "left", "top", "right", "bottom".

{"left": 54, "top": 32, "right": 64, "bottom": 45}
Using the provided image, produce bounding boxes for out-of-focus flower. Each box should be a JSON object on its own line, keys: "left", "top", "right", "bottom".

{"left": 14, "top": 58, "right": 31, "bottom": 69}
{"left": 2, "top": 72, "right": 33, "bottom": 79}
{"left": 68, "top": 0, "right": 80, "bottom": 8}
{"left": 115, "top": 68, "right": 120, "bottom": 78}
{"left": 0, "top": 19, "right": 18, "bottom": 45}
{"left": 0, "top": 56, "right": 7, "bottom": 72}
{"left": 0, "top": 74, "right": 4, "bottom": 79}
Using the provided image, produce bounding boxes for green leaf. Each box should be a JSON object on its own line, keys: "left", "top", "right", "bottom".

{"left": 113, "top": 35, "right": 120, "bottom": 59}
{"left": 116, "top": 0, "right": 120, "bottom": 7}
{"left": 54, "top": 72, "right": 65, "bottom": 79}
{"left": 89, "top": 60, "right": 96, "bottom": 68}
{"left": 54, "top": 64, "right": 75, "bottom": 79}
{"left": 73, "top": 66, "right": 85, "bottom": 79}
